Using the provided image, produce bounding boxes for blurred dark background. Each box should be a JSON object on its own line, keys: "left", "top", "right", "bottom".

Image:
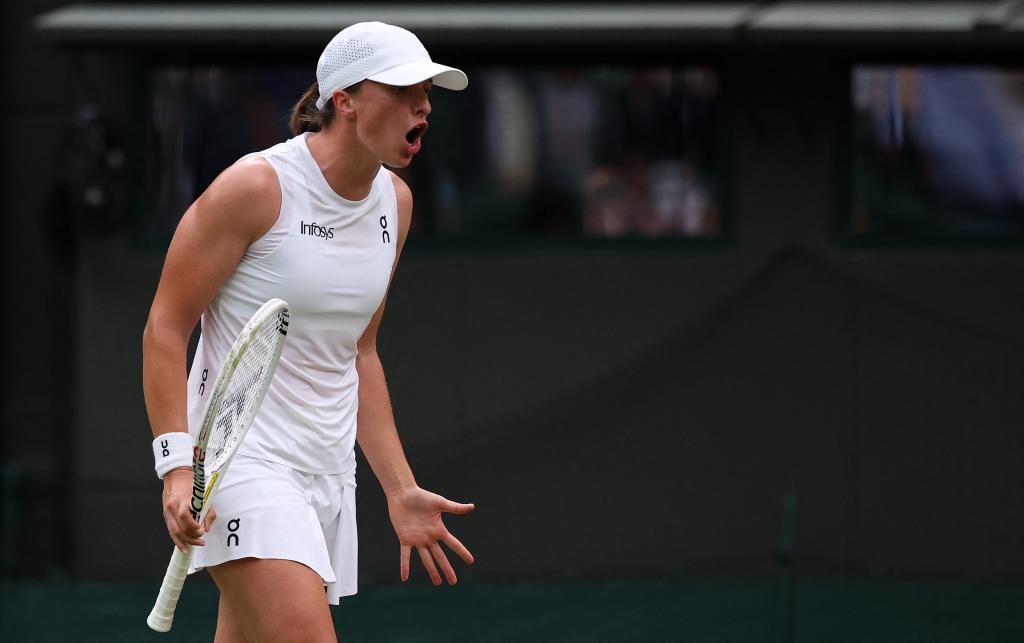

{"left": 2, "top": 1, "right": 1023, "bottom": 641}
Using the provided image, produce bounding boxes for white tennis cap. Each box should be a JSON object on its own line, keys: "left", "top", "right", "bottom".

{"left": 315, "top": 22, "right": 468, "bottom": 110}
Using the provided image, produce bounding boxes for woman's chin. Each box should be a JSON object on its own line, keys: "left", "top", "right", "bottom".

{"left": 386, "top": 153, "right": 413, "bottom": 169}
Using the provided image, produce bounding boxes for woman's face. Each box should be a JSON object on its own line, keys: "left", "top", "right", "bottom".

{"left": 351, "top": 80, "right": 432, "bottom": 168}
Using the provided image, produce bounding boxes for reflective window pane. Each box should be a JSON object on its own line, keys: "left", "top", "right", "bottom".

{"left": 145, "top": 65, "right": 725, "bottom": 244}
{"left": 849, "top": 66, "right": 1024, "bottom": 245}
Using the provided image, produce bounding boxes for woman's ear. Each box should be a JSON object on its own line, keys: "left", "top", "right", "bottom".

{"left": 333, "top": 91, "right": 358, "bottom": 120}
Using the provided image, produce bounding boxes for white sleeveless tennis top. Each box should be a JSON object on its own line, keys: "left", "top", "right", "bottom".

{"left": 186, "top": 132, "right": 398, "bottom": 474}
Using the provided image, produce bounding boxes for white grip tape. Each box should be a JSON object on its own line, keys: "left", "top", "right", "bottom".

{"left": 146, "top": 546, "right": 192, "bottom": 632}
{"left": 153, "top": 432, "right": 192, "bottom": 479}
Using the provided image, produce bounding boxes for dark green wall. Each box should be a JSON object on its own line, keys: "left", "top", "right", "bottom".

{"left": 1, "top": 0, "right": 78, "bottom": 577}
{"left": 3, "top": 5, "right": 1022, "bottom": 586}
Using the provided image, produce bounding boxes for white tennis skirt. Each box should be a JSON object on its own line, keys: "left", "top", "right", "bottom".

{"left": 188, "top": 455, "right": 358, "bottom": 604}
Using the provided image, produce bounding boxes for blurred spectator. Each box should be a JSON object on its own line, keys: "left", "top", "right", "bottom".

{"left": 146, "top": 65, "right": 723, "bottom": 242}
{"left": 853, "top": 66, "right": 1024, "bottom": 240}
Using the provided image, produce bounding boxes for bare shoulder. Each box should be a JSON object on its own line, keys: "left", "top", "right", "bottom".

{"left": 222, "top": 156, "right": 279, "bottom": 191}
{"left": 194, "top": 156, "right": 281, "bottom": 241}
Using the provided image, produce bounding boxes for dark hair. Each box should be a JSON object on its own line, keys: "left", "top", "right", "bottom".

{"left": 288, "top": 81, "right": 362, "bottom": 135}
{"left": 289, "top": 82, "right": 333, "bottom": 135}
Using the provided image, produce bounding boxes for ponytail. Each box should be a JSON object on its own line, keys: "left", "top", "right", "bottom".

{"left": 289, "top": 82, "right": 336, "bottom": 135}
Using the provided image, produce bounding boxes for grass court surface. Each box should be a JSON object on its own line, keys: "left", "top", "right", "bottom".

{"left": 2, "top": 578, "right": 1021, "bottom": 642}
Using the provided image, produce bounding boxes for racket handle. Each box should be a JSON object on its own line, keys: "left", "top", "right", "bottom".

{"left": 147, "top": 545, "right": 192, "bottom": 632}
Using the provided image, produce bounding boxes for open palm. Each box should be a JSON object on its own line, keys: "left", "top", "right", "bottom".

{"left": 387, "top": 486, "right": 474, "bottom": 585}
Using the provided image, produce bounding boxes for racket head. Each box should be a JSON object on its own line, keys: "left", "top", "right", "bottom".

{"left": 190, "top": 298, "right": 289, "bottom": 520}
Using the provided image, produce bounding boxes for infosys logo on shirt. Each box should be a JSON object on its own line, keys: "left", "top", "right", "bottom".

{"left": 300, "top": 221, "right": 334, "bottom": 240}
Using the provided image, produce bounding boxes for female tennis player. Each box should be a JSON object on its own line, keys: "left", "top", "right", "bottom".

{"left": 142, "top": 22, "right": 474, "bottom": 642}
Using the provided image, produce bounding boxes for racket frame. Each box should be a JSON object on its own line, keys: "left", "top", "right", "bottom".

{"left": 146, "top": 298, "right": 289, "bottom": 633}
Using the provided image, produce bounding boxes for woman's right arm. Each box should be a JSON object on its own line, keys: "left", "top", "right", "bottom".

{"left": 142, "top": 157, "right": 280, "bottom": 552}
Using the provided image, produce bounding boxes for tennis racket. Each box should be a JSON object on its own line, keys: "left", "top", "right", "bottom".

{"left": 147, "top": 298, "right": 290, "bottom": 632}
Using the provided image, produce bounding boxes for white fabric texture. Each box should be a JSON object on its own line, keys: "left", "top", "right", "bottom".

{"left": 188, "top": 455, "right": 358, "bottom": 604}
{"left": 186, "top": 132, "right": 398, "bottom": 474}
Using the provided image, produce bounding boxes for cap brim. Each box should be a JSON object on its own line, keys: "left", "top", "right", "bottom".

{"left": 367, "top": 60, "right": 468, "bottom": 91}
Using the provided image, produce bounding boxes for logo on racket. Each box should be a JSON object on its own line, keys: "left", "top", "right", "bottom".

{"left": 190, "top": 447, "right": 207, "bottom": 517}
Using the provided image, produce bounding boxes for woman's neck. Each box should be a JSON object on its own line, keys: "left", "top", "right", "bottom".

{"left": 305, "top": 127, "right": 380, "bottom": 201}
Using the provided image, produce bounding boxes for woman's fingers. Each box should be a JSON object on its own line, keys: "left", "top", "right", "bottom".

{"left": 417, "top": 546, "right": 441, "bottom": 586}
{"left": 175, "top": 504, "right": 201, "bottom": 531}
{"left": 400, "top": 545, "right": 411, "bottom": 582}
{"left": 166, "top": 523, "right": 188, "bottom": 553}
{"left": 163, "top": 515, "right": 198, "bottom": 552}
{"left": 174, "top": 531, "right": 205, "bottom": 547}
{"left": 442, "top": 531, "right": 474, "bottom": 565}
{"left": 203, "top": 506, "right": 217, "bottom": 531}
{"left": 440, "top": 499, "right": 475, "bottom": 515}
{"left": 430, "top": 543, "right": 457, "bottom": 585}
{"left": 170, "top": 503, "right": 205, "bottom": 546}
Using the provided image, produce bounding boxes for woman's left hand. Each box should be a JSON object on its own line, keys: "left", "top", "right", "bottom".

{"left": 386, "top": 486, "right": 475, "bottom": 585}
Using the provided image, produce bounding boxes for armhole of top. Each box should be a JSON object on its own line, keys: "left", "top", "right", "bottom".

{"left": 243, "top": 153, "right": 289, "bottom": 261}
{"left": 381, "top": 168, "right": 400, "bottom": 234}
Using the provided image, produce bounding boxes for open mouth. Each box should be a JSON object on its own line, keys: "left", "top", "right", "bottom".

{"left": 405, "top": 123, "right": 427, "bottom": 145}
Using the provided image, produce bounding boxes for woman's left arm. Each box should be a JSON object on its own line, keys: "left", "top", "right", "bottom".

{"left": 355, "top": 172, "right": 475, "bottom": 586}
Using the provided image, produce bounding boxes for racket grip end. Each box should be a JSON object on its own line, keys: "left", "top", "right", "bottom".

{"left": 147, "top": 610, "right": 173, "bottom": 632}
{"left": 147, "top": 545, "right": 191, "bottom": 633}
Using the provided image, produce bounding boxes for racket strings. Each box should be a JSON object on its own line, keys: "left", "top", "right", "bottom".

{"left": 207, "top": 313, "right": 285, "bottom": 471}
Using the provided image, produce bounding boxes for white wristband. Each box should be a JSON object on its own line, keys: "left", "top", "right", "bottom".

{"left": 153, "top": 432, "right": 193, "bottom": 479}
